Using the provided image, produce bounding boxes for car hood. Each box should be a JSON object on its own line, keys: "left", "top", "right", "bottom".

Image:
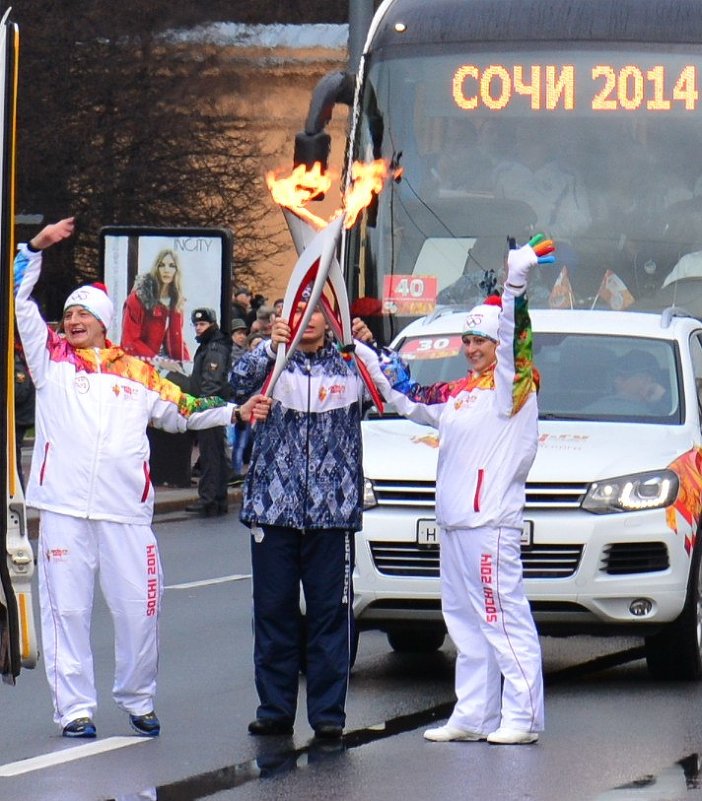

{"left": 362, "top": 418, "right": 440, "bottom": 480}
{"left": 362, "top": 417, "right": 696, "bottom": 482}
{"left": 532, "top": 420, "right": 695, "bottom": 481}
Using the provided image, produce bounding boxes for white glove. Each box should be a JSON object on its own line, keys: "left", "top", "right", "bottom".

{"left": 506, "top": 243, "right": 538, "bottom": 293}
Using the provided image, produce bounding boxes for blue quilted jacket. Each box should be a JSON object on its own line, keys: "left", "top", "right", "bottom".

{"left": 230, "top": 340, "right": 368, "bottom": 531}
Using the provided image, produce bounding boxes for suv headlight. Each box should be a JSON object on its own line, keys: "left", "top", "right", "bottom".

{"left": 363, "top": 477, "right": 377, "bottom": 510}
{"left": 582, "top": 469, "right": 679, "bottom": 514}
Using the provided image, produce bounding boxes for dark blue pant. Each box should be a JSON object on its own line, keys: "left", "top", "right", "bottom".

{"left": 251, "top": 525, "right": 354, "bottom": 728}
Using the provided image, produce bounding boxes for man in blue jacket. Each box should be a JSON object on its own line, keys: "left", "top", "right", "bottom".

{"left": 230, "top": 298, "right": 378, "bottom": 740}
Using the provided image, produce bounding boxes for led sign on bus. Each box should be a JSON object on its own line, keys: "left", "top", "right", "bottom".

{"left": 452, "top": 63, "right": 698, "bottom": 112}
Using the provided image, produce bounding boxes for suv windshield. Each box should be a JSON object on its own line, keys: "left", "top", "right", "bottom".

{"left": 396, "top": 331, "right": 681, "bottom": 423}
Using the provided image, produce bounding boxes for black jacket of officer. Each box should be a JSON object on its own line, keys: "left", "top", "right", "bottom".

{"left": 188, "top": 307, "right": 233, "bottom": 515}
{"left": 190, "top": 308, "right": 232, "bottom": 399}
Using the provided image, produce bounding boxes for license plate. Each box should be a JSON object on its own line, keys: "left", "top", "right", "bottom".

{"left": 521, "top": 520, "right": 533, "bottom": 547}
{"left": 416, "top": 519, "right": 534, "bottom": 547}
{"left": 417, "top": 519, "right": 440, "bottom": 546}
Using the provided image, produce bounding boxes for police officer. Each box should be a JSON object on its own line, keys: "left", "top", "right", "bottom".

{"left": 185, "top": 308, "right": 232, "bottom": 517}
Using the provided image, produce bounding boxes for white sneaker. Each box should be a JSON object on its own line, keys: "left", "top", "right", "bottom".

{"left": 486, "top": 727, "right": 539, "bottom": 745}
{"left": 423, "top": 724, "right": 486, "bottom": 742}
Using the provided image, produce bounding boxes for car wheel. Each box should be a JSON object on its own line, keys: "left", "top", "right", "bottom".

{"left": 645, "top": 536, "right": 702, "bottom": 680}
{"left": 387, "top": 628, "right": 445, "bottom": 653}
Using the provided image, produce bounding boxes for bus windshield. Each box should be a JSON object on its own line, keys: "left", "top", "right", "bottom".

{"left": 347, "top": 43, "right": 702, "bottom": 341}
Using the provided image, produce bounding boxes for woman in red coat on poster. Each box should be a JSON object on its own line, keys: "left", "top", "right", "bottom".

{"left": 121, "top": 249, "right": 191, "bottom": 365}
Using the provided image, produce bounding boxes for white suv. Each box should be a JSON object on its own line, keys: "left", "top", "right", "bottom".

{"left": 356, "top": 305, "right": 702, "bottom": 679}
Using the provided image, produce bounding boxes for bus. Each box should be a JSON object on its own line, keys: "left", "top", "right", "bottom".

{"left": 287, "top": 0, "right": 702, "bottom": 673}
{"left": 295, "top": 0, "right": 702, "bottom": 342}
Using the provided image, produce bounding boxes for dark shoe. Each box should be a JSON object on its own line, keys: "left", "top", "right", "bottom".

{"left": 228, "top": 473, "right": 245, "bottom": 486}
{"left": 129, "top": 711, "right": 161, "bottom": 737}
{"left": 313, "top": 723, "right": 343, "bottom": 740}
{"left": 62, "top": 717, "right": 96, "bottom": 738}
{"left": 248, "top": 718, "right": 294, "bottom": 736}
{"left": 184, "top": 501, "right": 219, "bottom": 517}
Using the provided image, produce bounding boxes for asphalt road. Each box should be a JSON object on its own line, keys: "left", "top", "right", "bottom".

{"left": 2, "top": 509, "right": 702, "bottom": 801}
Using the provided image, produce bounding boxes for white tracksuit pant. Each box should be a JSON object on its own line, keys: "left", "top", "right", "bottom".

{"left": 38, "top": 511, "right": 163, "bottom": 729}
{"left": 441, "top": 525, "right": 544, "bottom": 734}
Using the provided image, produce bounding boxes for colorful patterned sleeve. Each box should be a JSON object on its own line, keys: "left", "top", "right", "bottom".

{"left": 495, "top": 290, "right": 537, "bottom": 416}
{"left": 404, "top": 380, "right": 457, "bottom": 405}
{"left": 148, "top": 365, "right": 229, "bottom": 418}
{"left": 104, "top": 352, "right": 232, "bottom": 431}
{"left": 376, "top": 349, "right": 452, "bottom": 427}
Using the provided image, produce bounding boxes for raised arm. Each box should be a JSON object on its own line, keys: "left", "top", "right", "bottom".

{"left": 14, "top": 217, "right": 76, "bottom": 389}
{"left": 494, "top": 238, "right": 553, "bottom": 416}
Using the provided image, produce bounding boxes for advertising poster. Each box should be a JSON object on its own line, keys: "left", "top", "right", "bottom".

{"left": 100, "top": 226, "right": 232, "bottom": 378}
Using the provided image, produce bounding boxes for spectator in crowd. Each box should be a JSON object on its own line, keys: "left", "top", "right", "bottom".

{"left": 250, "top": 293, "right": 267, "bottom": 317}
{"left": 185, "top": 308, "right": 233, "bottom": 517}
{"left": 121, "top": 250, "right": 191, "bottom": 367}
{"left": 232, "top": 285, "right": 254, "bottom": 328}
{"left": 14, "top": 334, "right": 35, "bottom": 491}
{"left": 247, "top": 331, "right": 264, "bottom": 350}
{"left": 230, "top": 293, "right": 382, "bottom": 740}
{"left": 230, "top": 318, "right": 249, "bottom": 367}
{"left": 14, "top": 217, "right": 271, "bottom": 739}
{"left": 228, "top": 318, "right": 251, "bottom": 484}
{"left": 273, "top": 298, "right": 284, "bottom": 318}
{"left": 249, "top": 318, "right": 267, "bottom": 337}
{"left": 254, "top": 305, "right": 274, "bottom": 338}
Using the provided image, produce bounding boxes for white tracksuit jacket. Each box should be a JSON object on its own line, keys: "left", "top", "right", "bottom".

{"left": 383, "top": 286, "right": 538, "bottom": 531}
{"left": 14, "top": 243, "right": 235, "bottom": 525}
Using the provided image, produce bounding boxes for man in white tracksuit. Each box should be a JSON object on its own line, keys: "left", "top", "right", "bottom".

{"left": 14, "top": 217, "right": 270, "bottom": 739}
{"left": 374, "top": 242, "right": 544, "bottom": 745}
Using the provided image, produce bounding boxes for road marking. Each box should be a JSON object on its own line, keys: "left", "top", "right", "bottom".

{"left": 165, "top": 573, "right": 251, "bottom": 590}
{"left": 0, "top": 737, "right": 148, "bottom": 777}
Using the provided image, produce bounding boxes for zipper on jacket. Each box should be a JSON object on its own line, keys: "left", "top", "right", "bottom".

{"left": 85, "top": 348, "right": 104, "bottom": 514}
{"left": 473, "top": 468, "right": 484, "bottom": 512}
{"left": 303, "top": 357, "right": 312, "bottom": 528}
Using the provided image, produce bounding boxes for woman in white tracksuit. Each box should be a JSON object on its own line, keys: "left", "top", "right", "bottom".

{"left": 14, "top": 218, "right": 270, "bottom": 739}
{"left": 377, "top": 242, "right": 544, "bottom": 745}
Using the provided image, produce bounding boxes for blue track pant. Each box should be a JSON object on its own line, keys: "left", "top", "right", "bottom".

{"left": 251, "top": 525, "right": 354, "bottom": 728}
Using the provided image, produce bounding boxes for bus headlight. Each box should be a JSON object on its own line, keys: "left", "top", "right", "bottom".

{"left": 363, "top": 477, "right": 378, "bottom": 510}
{"left": 582, "top": 470, "right": 678, "bottom": 514}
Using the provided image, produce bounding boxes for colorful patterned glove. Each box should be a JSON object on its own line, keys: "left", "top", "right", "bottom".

{"left": 506, "top": 233, "right": 556, "bottom": 291}
{"left": 379, "top": 347, "right": 412, "bottom": 393}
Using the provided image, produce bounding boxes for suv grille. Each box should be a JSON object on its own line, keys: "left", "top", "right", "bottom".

{"left": 525, "top": 483, "right": 589, "bottom": 509}
{"left": 369, "top": 542, "right": 583, "bottom": 579}
{"left": 373, "top": 480, "right": 435, "bottom": 508}
{"left": 372, "top": 480, "right": 588, "bottom": 510}
{"left": 370, "top": 543, "right": 439, "bottom": 576}
{"left": 601, "top": 542, "right": 669, "bottom": 575}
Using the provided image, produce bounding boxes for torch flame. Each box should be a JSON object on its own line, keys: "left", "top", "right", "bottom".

{"left": 343, "top": 159, "right": 390, "bottom": 228}
{"left": 265, "top": 162, "right": 336, "bottom": 230}
{"left": 266, "top": 158, "right": 399, "bottom": 230}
